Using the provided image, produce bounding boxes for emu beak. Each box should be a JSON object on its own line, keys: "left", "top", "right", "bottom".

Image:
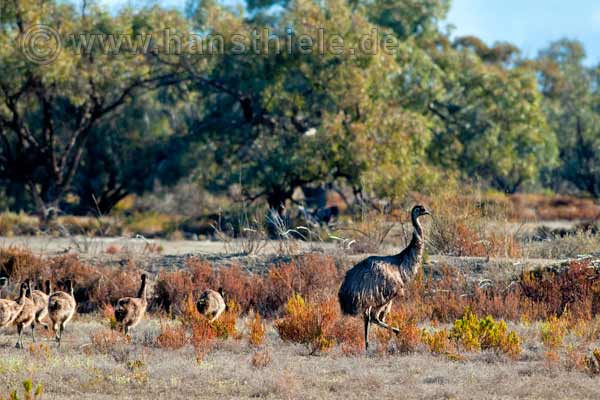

{"left": 423, "top": 210, "right": 431, "bottom": 216}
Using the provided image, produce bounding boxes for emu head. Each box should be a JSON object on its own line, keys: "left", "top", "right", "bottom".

{"left": 412, "top": 204, "right": 430, "bottom": 219}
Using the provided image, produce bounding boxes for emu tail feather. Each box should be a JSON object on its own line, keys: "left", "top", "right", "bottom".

{"left": 338, "top": 282, "right": 359, "bottom": 316}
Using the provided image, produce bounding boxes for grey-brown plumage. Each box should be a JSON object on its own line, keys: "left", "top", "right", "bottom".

{"left": 338, "top": 204, "right": 430, "bottom": 351}
{"left": 13, "top": 280, "right": 36, "bottom": 348}
{"left": 114, "top": 274, "right": 148, "bottom": 335}
{"left": 196, "top": 288, "right": 226, "bottom": 322}
{"left": 48, "top": 279, "right": 77, "bottom": 347}
{"left": 29, "top": 279, "right": 51, "bottom": 331}
{"left": 0, "top": 280, "right": 26, "bottom": 332}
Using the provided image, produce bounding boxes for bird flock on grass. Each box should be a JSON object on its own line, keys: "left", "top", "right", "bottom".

{"left": 0, "top": 205, "right": 429, "bottom": 353}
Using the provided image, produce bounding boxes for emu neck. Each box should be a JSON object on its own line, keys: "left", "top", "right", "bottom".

{"left": 17, "top": 286, "right": 25, "bottom": 304}
{"left": 138, "top": 279, "right": 147, "bottom": 301}
{"left": 405, "top": 214, "right": 425, "bottom": 276}
{"left": 412, "top": 213, "right": 423, "bottom": 239}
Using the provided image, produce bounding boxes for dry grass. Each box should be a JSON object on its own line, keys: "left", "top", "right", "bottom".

{"left": 250, "top": 348, "right": 272, "bottom": 368}
{"left": 510, "top": 194, "right": 600, "bottom": 221}
{"left": 2, "top": 314, "right": 600, "bottom": 399}
{"left": 427, "top": 190, "right": 522, "bottom": 258}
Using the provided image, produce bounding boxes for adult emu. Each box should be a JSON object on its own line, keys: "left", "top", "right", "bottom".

{"left": 338, "top": 204, "right": 430, "bottom": 351}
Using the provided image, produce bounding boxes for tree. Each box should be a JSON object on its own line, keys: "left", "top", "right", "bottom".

{"left": 536, "top": 40, "right": 600, "bottom": 196}
{"left": 427, "top": 39, "right": 557, "bottom": 192}
{"left": 72, "top": 89, "right": 196, "bottom": 214}
{"left": 0, "top": 1, "right": 185, "bottom": 218}
{"left": 179, "top": 0, "right": 438, "bottom": 212}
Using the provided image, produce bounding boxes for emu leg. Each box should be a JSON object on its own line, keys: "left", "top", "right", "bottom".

{"left": 31, "top": 322, "right": 36, "bottom": 343}
{"left": 37, "top": 314, "right": 49, "bottom": 330}
{"left": 15, "top": 324, "right": 23, "bottom": 348}
{"left": 373, "top": 318, "right": 400, "bottom": 335}
{"left": 364, "top": 309, "right": 371, "bottom": 351}
{"left": 57, "top": 324, "right": 63, "bottom": 348}
{"left": 378, "top": 302, "right": 392, "bottom": 323}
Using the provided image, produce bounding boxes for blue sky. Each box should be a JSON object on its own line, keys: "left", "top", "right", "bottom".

{"left": 98, "top": 0, "right": 600, "bottom": 65}
{"left": 446, "top": 0, "right": 600, "bottom": 65}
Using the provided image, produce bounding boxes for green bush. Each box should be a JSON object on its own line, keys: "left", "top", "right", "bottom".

{"left": 451, "top": 308, "right": 521, "bottom": 357}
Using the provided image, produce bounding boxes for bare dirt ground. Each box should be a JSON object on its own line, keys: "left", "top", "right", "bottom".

{"left": 0, "top": 234, "right": 562, "bottom": 271}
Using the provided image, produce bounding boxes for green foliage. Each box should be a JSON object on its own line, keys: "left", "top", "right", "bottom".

{"left": 0, "top": 0, "right": 188, "bottom": 215}
{"left": 428, "top": 49, "right": 558, "bottom": 192}
{"left": 420, "top": 328, "right": 453, "bottom": 354}
{"left": 536, "top": 39, "right": 600, "bottom": 197}
{"left": 450, "top": 308, "right": 521, "bottom": 357}
{"left": 1, "top": 380, "right": 43, "bottom": 400}
{"left": 540, "top": 315, "right": 568, "bottom": 350}
{"left": 0, "top": 0, "right": 593, "bottom": 215}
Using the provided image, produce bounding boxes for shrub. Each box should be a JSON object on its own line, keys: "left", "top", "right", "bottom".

{"left": 250, "top": 349, "right": 272, "bottom": 368}
{"left": 89, "top": 328, "right": 130, "bottom": 354}
{"left": 421, "top": 328, "right": 453, "bottom": 354}
{"left": 544, "top": 350, "right": 561, "bottom": 368}
{"left": 585, "top": 348, "right": 600, "bottom": 375}
{"left": 190, "top": 318, "right": 216, "bottom": 363}
{"left": 153, "top": 271, "right": 194, "bottom": 314}
{"left": 187, "top": 254, "right": 341, "bottom": 317}
{"left": 0, "top": 212, "right": 39, "bottom": 236}
{"left": 520, "top": 259, "right": 600, "bottom": 320}
{"left": 1, "top": 379, "right": 43, "bottom": 400}
{"left": 46, "top": 255, "right": 142, "bottom": 313}
{"left": 341, "top": 211, "right": 396, "bottom": 254}
{"left": 374, "top": 309, "right": 420, "bottom": 354}
{"left": 0, "top": 247, "right": 45, "bottom": 282}
{"left": 540, "top": 315, "right": 568, "bottom": 350}
{"left": 450, "top": 309, "right": 521, "bottom": 357}
{"left": 565, "top": 344, "right": 588, "bottom": 372}
{"left": 427, "top": 191, "right": 520, "bottom": 257}
{"left": 155, "top": 321, "right": 188, "bottom": 349}
{"left": 246, "top": 311, "right": 266, "bottom": 347}
{"left": 210, "top": 300, "right": 240, "bottom": 339}
{"left": 179, "top": 295, "right": 217, "bottom": 362}
{"left": 274, "top": 294, "right": 338, "bottom": 354}
{"left": 101, "top": 303, "right": 118, "bottom": 330}
{"left": 332, "top": 317, "right": 365, "bottom": 356}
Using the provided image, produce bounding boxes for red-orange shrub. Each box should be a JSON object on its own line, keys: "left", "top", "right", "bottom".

{"left": 275, "top": 294, "right": 339, "bottom": 354}
{"left": 191, "top": 318, "right": 216, "bottom": 362}
{"left": 332, "top": 317, "right": 364, "bottom": 355}
{"left": 156, "top": 321, "right": 188, "bottom": 349}
{"left": 153, "top": 271, "right": 194, "bottom": 314}
{"left": 246, "top": 311, "right": 266, "bottom": 347}
{"left": 0, "top": 247, "right": 45, "bottom": 281}
{"left": 211, "top": 300, "right": 241, "bottom": 339}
